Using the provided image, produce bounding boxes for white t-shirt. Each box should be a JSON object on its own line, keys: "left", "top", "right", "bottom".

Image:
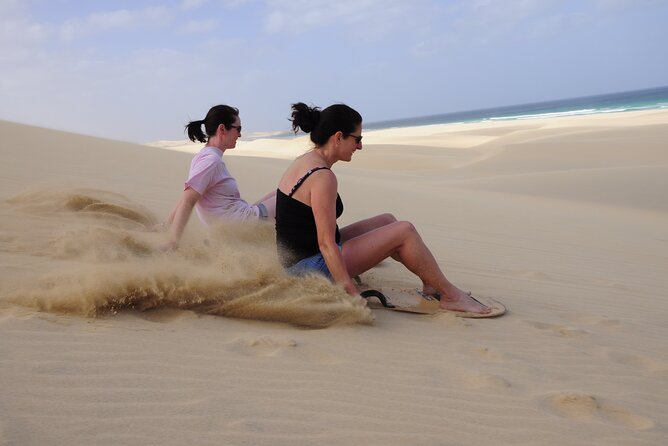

{"left": 185, "top": 146, "right": 260, "bottom": 224}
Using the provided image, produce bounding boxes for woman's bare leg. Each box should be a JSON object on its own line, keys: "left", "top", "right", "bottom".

{"left": 341, "top": 213, "right": 403, "bottom": 265}
{"left": 341, "top": 221, "right": 490, "bottom": 314}
{"left": 340, "top": 213, "right": 396, "bottom": 242}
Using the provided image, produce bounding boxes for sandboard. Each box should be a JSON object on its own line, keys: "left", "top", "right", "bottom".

{"left": 360, "top": 288, "right": 506, "bottom": 318}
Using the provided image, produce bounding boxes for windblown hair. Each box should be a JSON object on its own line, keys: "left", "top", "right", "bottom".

{"left": 184, "top": 104, "right": 240, "bottom": 143}
{"left": 290, "top": 102, "right": 362, "bottom": 146}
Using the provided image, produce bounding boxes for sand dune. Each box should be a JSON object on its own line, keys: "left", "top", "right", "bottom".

{"left": 1, "top": 110, "right": 667, "bottom": 445}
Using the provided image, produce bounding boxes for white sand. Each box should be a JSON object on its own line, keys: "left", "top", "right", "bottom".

{"left": 1, "top": 109, "right": 668, "bottom": 445}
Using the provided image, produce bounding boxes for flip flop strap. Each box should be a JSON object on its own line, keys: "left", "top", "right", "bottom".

{"left": 360, "top": 290, "right": 396, "bottom": 308}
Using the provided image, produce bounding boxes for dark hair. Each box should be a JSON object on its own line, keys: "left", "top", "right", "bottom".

{"left": 290, "top": 102, "right": 362, "bottom": 146}
{"left": 184, "top": 104, "right": 239, "bottom": 143}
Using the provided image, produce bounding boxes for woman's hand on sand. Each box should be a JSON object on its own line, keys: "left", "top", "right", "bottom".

{"left": 149, "top": 222, "right": 168, "bottom": 232}
{"left": 158, "top": 240, "right": 178, "bottom": 253}
{"left": 344, "top": 281, "right": 359, "bottom": 296}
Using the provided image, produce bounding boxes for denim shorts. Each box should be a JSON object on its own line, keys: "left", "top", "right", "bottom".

{"left": 286, "top": 243, "right": 342, "bottom": 279}
{"left": 257, "top": 203, "right": 269, "bottom": 220}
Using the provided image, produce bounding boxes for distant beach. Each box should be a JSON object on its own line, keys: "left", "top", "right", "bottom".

{"left": 365, "top": 84, "right": 668, "bottom": 130}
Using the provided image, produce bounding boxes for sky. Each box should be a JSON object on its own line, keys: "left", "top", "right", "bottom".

{"left": 1, "top": 0, "right": 667, "bottom": 143}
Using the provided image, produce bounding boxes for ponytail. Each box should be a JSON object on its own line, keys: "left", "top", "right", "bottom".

{"left": 184, "top": 105, "right": 239, "bottom": 143}
{"left": 290, "top": 102, "right": 321, "bottom": 134}
{"left": 185, "top": 119, "right": 207, "bottom": 143}
{"left": 290, "top": 102, "right": 362, "bottom": 146}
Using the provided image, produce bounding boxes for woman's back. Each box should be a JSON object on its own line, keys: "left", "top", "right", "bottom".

{"left": 275, "top": 155, "right": 343, "bottom": 267}
{"left": 277, "top": 154, "right": 325, "bottom": 206}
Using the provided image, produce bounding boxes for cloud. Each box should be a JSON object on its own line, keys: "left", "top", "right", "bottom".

{"left": 0, "top": 43, "right": 209, "bottom": 142}
{"left": 178, "top": 19, "right": 218, "bottom": 34}
{"left": 593, "top": 0, "right": 666, "bottom": 10}
{"left": 59, "top": 6, "right": 171, "bottom": 41}
{"left": 0, "top": 17, "right": 48, "bottom": 50}
{"left": 263, "top": 0, "right": 412, "bottom": 36}
{"left": 223, "top": 0, "right": 255, "bottom": 7}
{"left": 181, "top": 0, "right": 209, "bottom": 10}
{"left": 0, "top": 1, "right": 45, "bottom": 42}
{"left": 0, "top": 6, "right": 49, "bottom": 68}
{"left": 409, "top": 0, "right": 649, "bottom": 55}
{"left": 182, "top": 0, "right": 253, "bottom": 10}
{"left": 447, "top": 0, "right": 561, "bottom": 42}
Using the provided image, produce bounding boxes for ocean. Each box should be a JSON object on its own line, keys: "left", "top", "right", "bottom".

{"left": 364, "top": 84, "right": 668, "bottom": 131}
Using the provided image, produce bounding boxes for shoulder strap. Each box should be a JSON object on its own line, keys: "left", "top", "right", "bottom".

{"left": 289, "top": 166, "right": 330, "bottom": 197}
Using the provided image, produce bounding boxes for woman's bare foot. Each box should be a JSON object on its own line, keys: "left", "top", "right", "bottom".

{"left": 421, "top": 284, "right": 440, "bottom": 298}
{"left": 421, "top": 284, "right": 468, "bottom": 300}
{"left": 439, "top": 288, "right": 490, "bottom": 314}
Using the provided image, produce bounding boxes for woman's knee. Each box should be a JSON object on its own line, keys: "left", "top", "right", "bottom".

{"left": 388, "top": 220, "right": 418, "bottom": 237}
{"left": 379, "top": 213, "right": 397, "bottom": 225}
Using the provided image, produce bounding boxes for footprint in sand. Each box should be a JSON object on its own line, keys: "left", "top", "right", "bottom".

{"left": 468, "top": 346, "right": 508, "bottom": 362}
{"left": 605, "top": 349, "right": 668, "bottom": 373}
{"left": 228, "top": 337, "right": 345, "bottom": 364}
{"left": 526, "top": 321, "right": 587, "bottom": 337}
{"left": 590, "top": 279, "right": 632, "bottom": 291}
{"left": 538, "top": 392, "right": 653, "bottom": 430}
{"left": 513, "top": 270, "right": 552, "bottom": 281}
{"left": 561, "top": 313, "right": 621, "bottom": 328}
{"left": 230, "top": 336, "right": 298, "bottom": 357}
{"left": 453, "top": 369, "right": 512, "bottom": 391}
{"left": 0, "top": 233, "right": 16, "bottom": 244}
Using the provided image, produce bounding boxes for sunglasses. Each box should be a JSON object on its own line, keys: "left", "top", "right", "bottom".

{"left": 228, "top": 125, "right": 242, "bottom": 133}
{"left": 346, "top": 133, "right": 363, "bottom": 144}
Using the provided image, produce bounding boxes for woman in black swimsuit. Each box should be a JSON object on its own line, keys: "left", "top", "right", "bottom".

{"left": 276, "top": 102, "right": 490, "bottom": 315}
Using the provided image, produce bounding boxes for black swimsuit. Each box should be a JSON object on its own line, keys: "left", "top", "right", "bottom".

{"left": 275, "top": 166, "right": 344, "bottom": 268}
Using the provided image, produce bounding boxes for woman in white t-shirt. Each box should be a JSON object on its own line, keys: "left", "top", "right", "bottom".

{"left": 162, "top": 105, "right": 276, "bottom": 250}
